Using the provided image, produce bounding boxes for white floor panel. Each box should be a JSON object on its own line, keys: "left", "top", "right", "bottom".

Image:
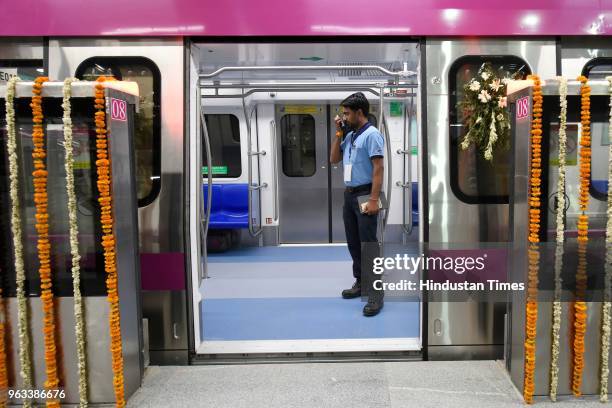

{"left": 202, "top": 261, "right": 354, "bottom": 298}
{"left": 198, "top": 337, "right": 421, "bottom": 354}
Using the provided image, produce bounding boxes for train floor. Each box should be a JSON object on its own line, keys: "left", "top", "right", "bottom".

{"left": 125, "top": 360, "right": 604, "bottom": 407}
{"left": 198, "top": 244, "right": 420, "bottom": 351}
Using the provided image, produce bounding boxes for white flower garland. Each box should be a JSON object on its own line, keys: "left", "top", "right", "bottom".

{"left": 458, "top": 63, "right": 512, "bottom": 161}
{"left": 5, "top": 77, "right": 34, "bottom": 407}
{"left": 600, "top": 76, "right": 612, "bottom": 402}
{"left": 549, "top": 76, "right": 568, "bottom": 401}
{"left": 62, "top": 78, "right": 89, "bottom": 407}
{"left": 484, "top": 110, "right": 498, "bottom": 161}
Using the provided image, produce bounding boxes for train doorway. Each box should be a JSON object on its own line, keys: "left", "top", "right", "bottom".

{"left": 189, "top": 42, "right": 422, "bottom": 358}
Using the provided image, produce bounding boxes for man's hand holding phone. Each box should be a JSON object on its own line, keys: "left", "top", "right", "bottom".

{"left": 334, "top": 115, "right": 344, "bottom": 130}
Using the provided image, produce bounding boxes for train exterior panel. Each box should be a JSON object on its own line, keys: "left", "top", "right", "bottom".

{"left": 47, "top": 38, "right": 189, "bottom": 364}
{"left": 1, "top": 1, "right": 611, "bottom": 373}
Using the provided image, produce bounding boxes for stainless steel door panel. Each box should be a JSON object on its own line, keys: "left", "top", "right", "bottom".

{"left": 48, "top": 38, "right": 185, "bottom": 253}
{"left": 142, "top": 291, "right": 189, "bottom": 350}
{"left": 331, "top": 156, "right": 346, "bottom": 242}
{"left": 426, "top": 94, "right": 504, "bottom": 243}
{"left": 425, "top": 39, "right": 557, "bottom": 245}
{"left": 141, "top": 288, "right": 188, "bottom": 364}
{"left": 47, "top": 38, "right": 187, "bottom": 366}
{"left": 425, "top": 39, "right": 557, "bottom": 355}
{"left": 277, "top": 105, "right": 328, "bottom": 243}
{"left": 426, "top": 39, "right": 557, "bottom": 97}
{"left": 330, "top": 104, "right": 346, "bottom": 243}
{"left": 559, "top": 38, "right": 611, "bottom": 233}
{"left": 428, "top": 301, "right": 504, "bottom": 346}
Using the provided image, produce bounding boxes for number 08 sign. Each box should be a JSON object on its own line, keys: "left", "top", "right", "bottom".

{"left": 110, "top": 98, "right": 128, "bottom": 121}
{"left": 516, "top": 96, "right": 530, "bottom": 120}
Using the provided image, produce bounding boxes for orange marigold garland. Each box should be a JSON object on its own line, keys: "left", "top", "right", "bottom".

{"left": 31, "top": 77, "right": 61, "bottom": 408}
{"left": 94, "top": 76, "right": 125, "bottom": 408}
{"left": 523, "top": 74, "right": 542, "bottom": 404}
{"left": 0, "top": 287, "right": 7, "bottom": 406}
{"left": 572, "top": 75, "right": 591, "bottom": 396}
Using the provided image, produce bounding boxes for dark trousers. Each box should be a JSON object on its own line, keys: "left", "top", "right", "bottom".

{"left": 343, "top": 187, "right": 382, "bottom": 301}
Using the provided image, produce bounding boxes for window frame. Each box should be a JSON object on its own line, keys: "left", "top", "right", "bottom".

{"left": 202, "top": 113, "right": 243, "bottom": 179}
{"left": 0, "top": 59, "right": 43, "bottom": 77}
{"left": 582, "top": 57, "right": 612, "bottom": 202}
{"left": 279, "top": 113, "right": 317, "bottom": 178}
{"left": 75, "top": 56, "right": 162, "bottom": 208}
{"left": 448, "top": 55, "right": 531, "bottom": 205}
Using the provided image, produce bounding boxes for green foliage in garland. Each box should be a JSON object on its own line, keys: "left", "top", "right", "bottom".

{"left": 458, "top": 62, "right": 521, "bottom": 161}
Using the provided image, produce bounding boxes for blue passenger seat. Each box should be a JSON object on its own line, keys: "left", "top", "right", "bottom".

{"left": 203, "top": 184, "right": 249, "bottom": 229}
{"left": 592, "top": 180, "right": 608, "bottom": 195}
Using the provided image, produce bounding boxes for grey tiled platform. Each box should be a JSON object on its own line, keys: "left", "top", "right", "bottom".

{"left": 125, "top": 360, "right": 609, "bottom": 407}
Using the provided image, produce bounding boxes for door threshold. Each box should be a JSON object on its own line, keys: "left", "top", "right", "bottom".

{"left": 192, "top": 350, "right": 422, "bottom": 364}
{"left": 197, "top": 337, "right": 420, "bottom": 355}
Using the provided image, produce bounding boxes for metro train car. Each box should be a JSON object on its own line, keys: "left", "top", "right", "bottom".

{"left": 0, "top": 2, "right": 610, "bottom": 369}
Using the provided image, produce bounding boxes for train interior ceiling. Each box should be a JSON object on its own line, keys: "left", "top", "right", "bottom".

{"left": 191, "top": 42, "right": 422, "bottom": 355}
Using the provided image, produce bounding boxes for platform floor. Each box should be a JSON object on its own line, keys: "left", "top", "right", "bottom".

{"left": 126, "top": 360, "right": 607, "bottom": 407}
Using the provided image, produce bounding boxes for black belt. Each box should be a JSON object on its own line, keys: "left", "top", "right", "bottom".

{"left": 345, "top": 183, "right": 372, "bottom": 194}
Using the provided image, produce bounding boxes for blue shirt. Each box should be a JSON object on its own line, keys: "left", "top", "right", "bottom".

{"left": 340, "top": 123, "right": 385, "bottom": 187}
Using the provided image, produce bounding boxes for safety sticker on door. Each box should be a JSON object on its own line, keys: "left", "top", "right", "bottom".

{"left": 110, "top": 98, "right": 127, "bottom": 121}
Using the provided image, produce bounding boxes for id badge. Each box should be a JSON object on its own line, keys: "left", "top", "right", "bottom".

{"left": 344, "top": 164, "right": 352, "bottom": 183}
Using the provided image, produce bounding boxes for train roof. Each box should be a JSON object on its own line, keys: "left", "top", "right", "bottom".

{"left": 0, "top": 1, "right": 609, "bottom": 37}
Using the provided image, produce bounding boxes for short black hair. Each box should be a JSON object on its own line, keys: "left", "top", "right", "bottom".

{"left": 340, "top": 92, "right": 369, "bottom": 117}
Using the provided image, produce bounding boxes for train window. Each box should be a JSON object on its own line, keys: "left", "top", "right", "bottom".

{"left": 280, "top": 114, "right": 316, "bottom": 177}
{"left": 0, "top": 59, "right": 43, "bottom": 82}
{"left": 449, "top": 56, "right": 530, "bottom": 204}
{"left": 75, "top": 57, "right": 161, "bottom": 208}
{"left": 202, "top": 114, "right": 242, "bottom": 178}
{"left": 583, "top": 58, "right": 612, "bottom": 200}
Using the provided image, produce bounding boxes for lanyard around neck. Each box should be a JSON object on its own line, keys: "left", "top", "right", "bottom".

{"left": 348, "top": 122, "right": 371, "bottom": 159}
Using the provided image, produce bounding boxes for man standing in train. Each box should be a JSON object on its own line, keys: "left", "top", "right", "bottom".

{"left": 330, "top": 92, "right": 385, "bottom": 316}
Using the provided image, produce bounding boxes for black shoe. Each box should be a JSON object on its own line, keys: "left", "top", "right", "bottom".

{"left": 363, "top": 299, "right": 384, "bottom": 316}
{"left": 342, "top": 281, "right": 361, "bottom": 299}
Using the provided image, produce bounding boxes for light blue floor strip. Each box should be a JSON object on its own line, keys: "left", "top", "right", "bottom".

{"left": 202, "top": 245, "right": 420, "bottom": 342}
{"left": 201, "top": 297, "right": 419, "bottom": 341}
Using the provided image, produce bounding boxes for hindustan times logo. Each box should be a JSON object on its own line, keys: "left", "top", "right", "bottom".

{"left": 372, "top": 253, "right": 487, "bottom": 275}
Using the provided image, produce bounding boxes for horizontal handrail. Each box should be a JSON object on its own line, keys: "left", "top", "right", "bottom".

{"left": 199, "top": 65, "right": 417, "bottom": 79}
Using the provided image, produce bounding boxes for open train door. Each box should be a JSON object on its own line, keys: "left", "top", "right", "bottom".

{"left": 189, "top": 41, "right": 424, "bottom": 359}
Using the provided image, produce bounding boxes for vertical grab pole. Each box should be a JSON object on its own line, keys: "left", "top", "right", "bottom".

{"left": 377, "top": 85, "right": 393, "bottom": 257}
{"left": 406, "top": 95, "right": 414, "bottom": 235}
{"left": 199, "top": 87, "right": 213, "bottom": 280}
{"left": 242, "top": 89, "right": 256, "bottom": 237}
{"left": 395, "top": 93, "right": 415, "bottom": 237}
{"left": 380, "top": 86, "right": 392, "bottom": 229}
{"left": 242, "top": 89, "right": 266, "bottom": 237}
{"left": 270, "top": 120, "right": 279, "bottom": 222}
